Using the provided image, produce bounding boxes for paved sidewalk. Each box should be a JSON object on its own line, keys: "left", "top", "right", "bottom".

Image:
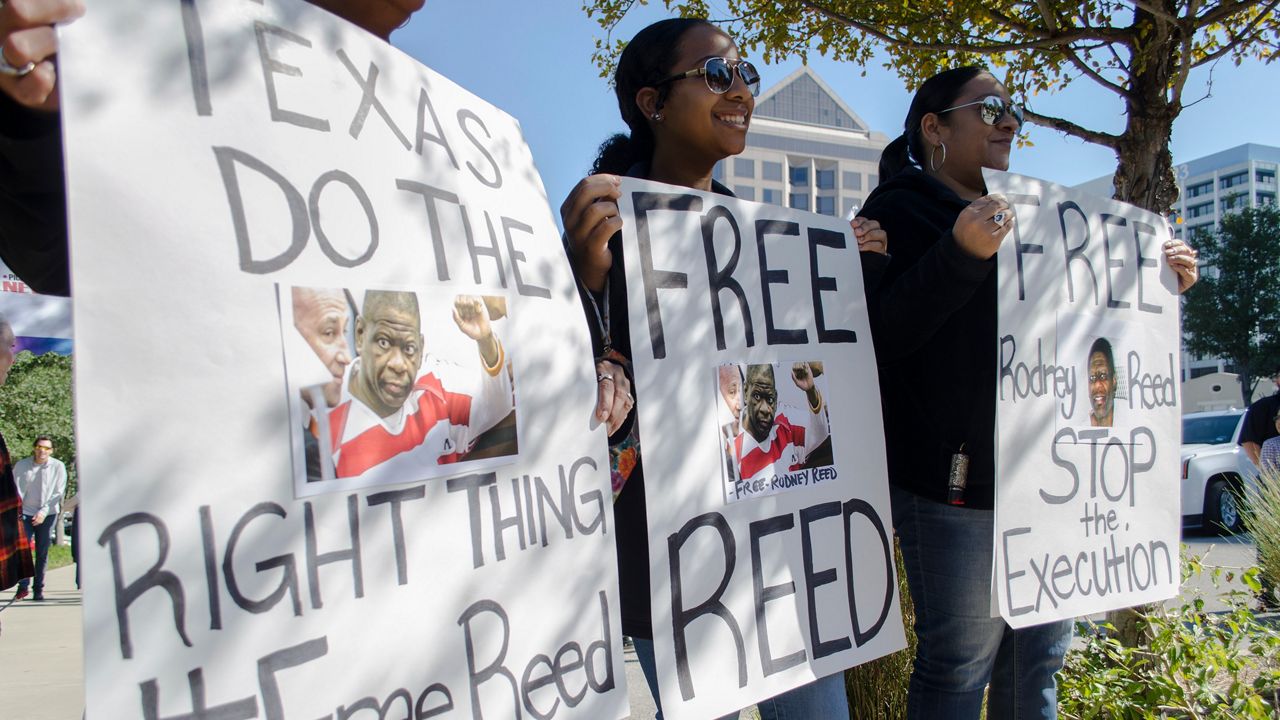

{"left": 0, "top": 565, "right": 83, "bottom": 720}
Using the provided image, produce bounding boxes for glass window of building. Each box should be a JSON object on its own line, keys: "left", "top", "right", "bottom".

{"left": 1258, "top": 169, "right": 1277, "bottom": 184}
{"left": 842, "top": 171, "right": 862, "bottom": 191}
{"left": 1220, "top": 171, "right": 1248, "bottom": 189}
{"left": 1187, "top": 181, "right": 1213, "bottom": 197}
{"left": 1258, "top": 191, "right": 1275, "bottom": 206}
{"left": 734, "top": 158, "right": 756, "bottom": 179}
{"left": 816, "top": 196, "right": 836, "bottom": 215}
{"left": 735, "top": 185, "right": 756, "bottom": 201}
{"left": 790, "top": 164, "right": 809, "bottom": 186}
{"left": 762, "top": 188, "right": 781, "bottom": 205}
{"left": 816, "top": 169, "right": 836, "bottom": 190}
{"left": 868, "top": 174, "right": 879, "bottom": 188}
{"left": 712, "top": 162, "right": 724, "bottom": 182}
{"left": 790, "top": 193, "right": 810, "bottom": 211}
{"left": 763, "top": 161, "right": 783, "bottom": 181}
{"left": 843, "top": 197, "right": 862, "bottom": 216}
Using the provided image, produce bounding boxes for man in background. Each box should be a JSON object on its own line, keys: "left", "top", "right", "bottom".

{"left": 1241, "top": 371, "right": 1280, "bottom": 469}
{"left": 13, "top": 434, "right": 66, "bottom": 601}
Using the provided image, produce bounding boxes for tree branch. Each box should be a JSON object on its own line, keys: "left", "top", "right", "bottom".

{"left": 1024, "top": 108, "right": 1121, "bottom": 148}
{"left": 1192, "top": 0, "right": 1272, "bottom": 29}
{"left": 1065, "top": 48, "right": 1131, "bottom": 97}
{"left": 1191, "top": 0, "right": 1280, "bottom": 68}
{"left": 1170, "top": 0, "right": 1200, "bottom": 107}
{"left": 1130, "top": 0, "right": 1183, "bottom": 25}
{"left": 794, "top": 0, "right": 1123, "bottom": 52}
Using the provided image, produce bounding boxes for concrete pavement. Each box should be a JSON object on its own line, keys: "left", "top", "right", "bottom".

{"left": 0, "top": 565, "right": 83, "bottom": 720}
{"left": 0, "top": 531, "right": 1255, "bottom": 719}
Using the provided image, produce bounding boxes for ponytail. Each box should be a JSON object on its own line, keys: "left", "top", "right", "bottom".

{"left": 589, "top": 18, "right": 712, "bottom": 177}
{"left": 877, "top": 134, "right": 913, "bottom": 186}
{"left": 875, "top": 65, "right": 987, "bottom": 187}
{"left": 591, "top": 133, "right": 647, "bottom": 175}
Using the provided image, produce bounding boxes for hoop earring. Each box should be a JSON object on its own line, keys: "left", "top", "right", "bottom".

{"left": 929, "top": 142, "right": 947, "bottom": 172}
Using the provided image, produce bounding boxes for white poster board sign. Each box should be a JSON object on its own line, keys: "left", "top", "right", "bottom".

{"left": 617, "top": 178, "right": 906, "bottom": 719}
{"left": 61, "top": 1, "right": 627, "bottom": 717}
{"left": 989, "top": 170, "right": 1182, "bottom": 628}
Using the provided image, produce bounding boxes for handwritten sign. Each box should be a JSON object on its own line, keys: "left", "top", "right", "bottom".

{"left": 62, "top": 1, "right": 626, "bottom": 717}
{"left": 618, "top": 179, "right": 906, "bottom": 719}
{"left": 989, "top": 170, "right": 1182, "bottom": 627}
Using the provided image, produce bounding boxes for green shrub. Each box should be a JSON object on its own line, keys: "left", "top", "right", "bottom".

{"left": 1242, "top": 466, "right": 1280, "bottom": 608}
{"left": 1058, "top": 556, "right": 1280, "bottom": 719}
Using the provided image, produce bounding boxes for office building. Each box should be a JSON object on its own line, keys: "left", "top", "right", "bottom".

{"left": 714, "top": 66, "right": 891, "bottom": 217}
{"left": 1077, "top": 143, "right": 1280, "bottom": 383}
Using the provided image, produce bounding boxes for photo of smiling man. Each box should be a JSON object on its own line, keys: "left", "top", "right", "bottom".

{"left": 1087, "top": 337, "right": 1117, "bottom": 428}
{"left": 282, "top": 287, "right": 518, "bottom": 496}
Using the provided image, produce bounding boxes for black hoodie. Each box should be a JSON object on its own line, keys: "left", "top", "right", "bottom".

{"left": 859, "top": 167, "right": 1000, "bottom": 509}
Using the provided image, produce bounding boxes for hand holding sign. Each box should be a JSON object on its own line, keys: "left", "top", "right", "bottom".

{"left": 0, "top": 0, "right": 80, "bottom": 110}
{"left": 849, "top": 216, "right": 888, "bottom": 255}
{"left": 595, "top": 359, "right": 633, "bottom": 435}
{"left": 1162, "top": 238, "right": 1199, "bottom": 293}
{"left": 954, "top": 193, "right": 1015, "bottom": 260}
{"left": 561, "top": 174, "right": 624, "bottom": 292}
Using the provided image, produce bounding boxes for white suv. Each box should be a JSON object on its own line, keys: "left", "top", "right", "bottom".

{"left": 1181, "top": 410, "right": 1260, "bottom": 533}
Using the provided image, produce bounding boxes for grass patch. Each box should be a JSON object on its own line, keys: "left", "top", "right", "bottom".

{"left": 45, "top": 543, "right": 73, "bottom": 571}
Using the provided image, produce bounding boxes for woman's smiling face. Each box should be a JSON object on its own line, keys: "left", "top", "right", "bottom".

{"left": 648, "top": 24, "right": 755, "bottom": 168}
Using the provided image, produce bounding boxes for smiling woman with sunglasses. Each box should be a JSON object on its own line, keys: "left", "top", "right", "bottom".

{"left": 561, "top": 17, "right": 886, "bottom": 720}
{"left": 859, "top": 66, "right": 1198, "bottom": 720}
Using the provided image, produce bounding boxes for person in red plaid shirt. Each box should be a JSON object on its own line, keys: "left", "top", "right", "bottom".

{"left": 0, "top": 313, "right": 34, "bottom": 598}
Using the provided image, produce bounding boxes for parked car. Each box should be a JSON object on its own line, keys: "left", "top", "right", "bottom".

{"left": 1181, "top": 409, "right": 1259, "bottom": 533}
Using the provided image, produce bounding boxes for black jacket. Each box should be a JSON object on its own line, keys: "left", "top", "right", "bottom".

{"left": 860, "top": 167, "right": 1000, "bottom": 508}
{"left": 0, "top": 93, "right": 69, "bottom": 297}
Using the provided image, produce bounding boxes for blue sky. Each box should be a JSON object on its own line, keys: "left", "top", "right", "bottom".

{"left": 393, "top": 1, "right": 1280, "bottom": 213}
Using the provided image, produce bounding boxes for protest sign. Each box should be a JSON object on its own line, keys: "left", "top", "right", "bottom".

{"left": 617, "top": 178, "right": 905, "bottom": 719}
{"left": 61, "top": 1, "right": 626, "bottom": 717}
{"left": 989, "top": 170, "right": 1182, "bottom": 628}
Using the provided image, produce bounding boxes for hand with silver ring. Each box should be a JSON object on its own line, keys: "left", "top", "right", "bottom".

{"left": 594, "top": 359, "right": 633, "bottom": 435}
{"left": 0, "top": 41, "right": 35, "bottom": 76}
{"left": 0, "top": 0, "right": 85, "bottom": 110}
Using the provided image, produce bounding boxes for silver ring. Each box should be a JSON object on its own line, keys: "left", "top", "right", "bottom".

{"left": 991, "top": 211, "right": 1007, "bottom": 226}
{"left": 0, "top": 42, "right": 36, "bottom": 78}
{"left": 597, "top": 374, "right": 612, "bottom": 383}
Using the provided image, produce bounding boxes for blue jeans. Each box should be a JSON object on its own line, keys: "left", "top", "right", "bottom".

{"left": 891, "top": 486, "right": 1072, "bottom": 720}
{"left": 16, "top": 513, "right": 54, "bottom": 595}
{"left": 632, "top": 637, "right": 848, "bottom": 720}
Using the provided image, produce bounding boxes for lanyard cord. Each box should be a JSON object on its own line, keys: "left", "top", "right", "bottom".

{"left": 585, "top": 275, "right": 612, "bottom": 353}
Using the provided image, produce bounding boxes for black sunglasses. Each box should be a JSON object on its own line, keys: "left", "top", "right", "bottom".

{"left": 938, "top": 95, "right": 1024, "bottom": 131}
{"left": 656, "top": 57, "right": 761, "bottom": 96}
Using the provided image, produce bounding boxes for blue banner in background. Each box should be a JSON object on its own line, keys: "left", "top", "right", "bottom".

{"left": 0, "top": 263, "right": 73, "bottom": 354}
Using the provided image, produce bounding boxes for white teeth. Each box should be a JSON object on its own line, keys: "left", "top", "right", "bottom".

{"left": 715, "top": 113, "right": 746, "bottom": 126}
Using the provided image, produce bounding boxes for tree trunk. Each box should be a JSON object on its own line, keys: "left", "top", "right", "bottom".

{"left": 1242, "top": 370, "right": 1255, "bottom": 408}
{"left": 1105, "top": 2, "right": 1184, "bottom": 648}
